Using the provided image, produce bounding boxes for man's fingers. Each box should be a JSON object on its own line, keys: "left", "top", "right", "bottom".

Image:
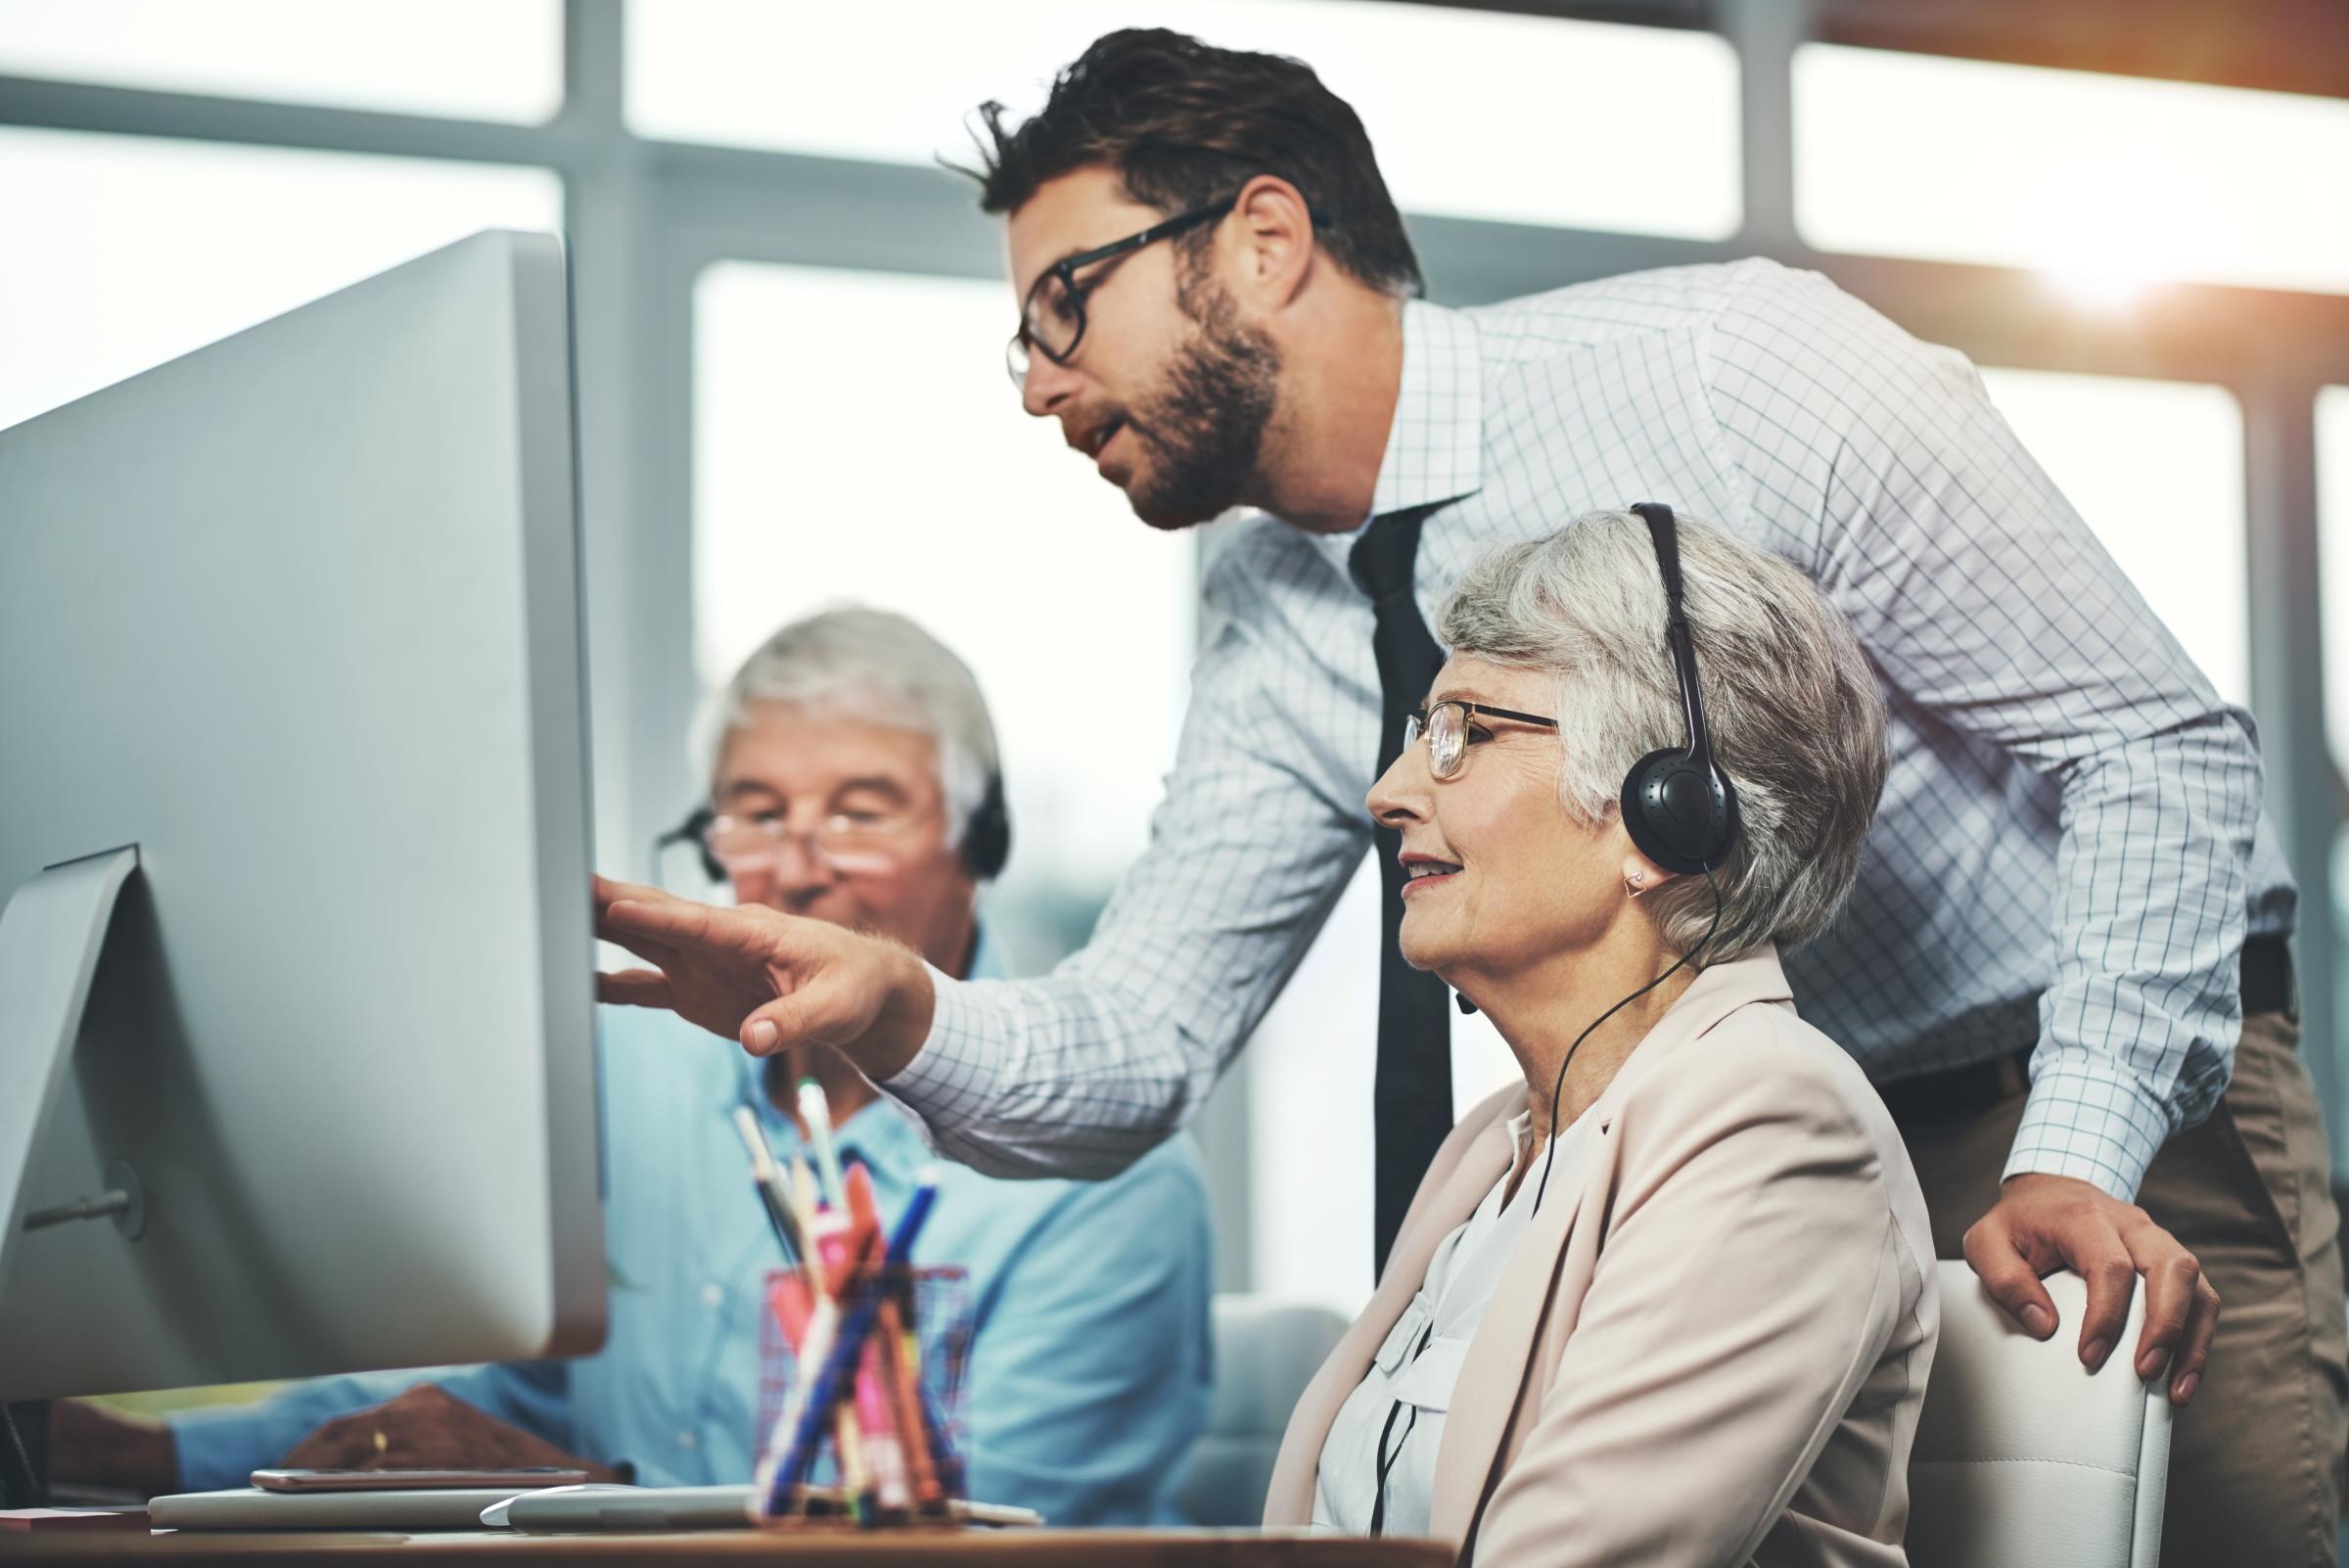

{"left": 2111, "top": 1211, "right": 2208, "bottom": 1384}
{"left": 2067, "top": 1244, "right": 2137, "bottom": 1372}
{"left": 741, "top": 980, "right": 868, "bottom": 1057}
{"left": 592, "top": 900, "right": 681, "bottom": 956}
{"left": 1962, "top": 1221, "right": 2059, "bottom": 1339}
{"left": 2169, "top": 1278, "right": 2221, "bottom": 1406}
{"left": 606, "top": 896, "right": 834, "bottom": 973}
{"left": 742, "top": 994, "right": 809, "bottom": 1056}
{"left": 597, "top": 968, "right": 674, "bottom": 1009}
{"left": 591, "top": 874, "right": 672, "bottom": 912}
{"left": 2126, "top": 1247, "right": 2202, "bottom": 1379}
{"left": 605, "top": 897, "right": 787, "bottom": 960}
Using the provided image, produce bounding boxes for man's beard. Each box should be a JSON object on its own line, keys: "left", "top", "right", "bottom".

{"left": 1123, "top": 275, "right": 1280, "bottom": 530}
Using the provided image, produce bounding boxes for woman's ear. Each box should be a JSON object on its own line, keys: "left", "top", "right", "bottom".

{"left": 1621, "top": 849, "right": 1681, "bottom": 900}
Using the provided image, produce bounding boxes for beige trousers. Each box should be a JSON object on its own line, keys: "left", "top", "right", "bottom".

{"left": 1897, "top": 1013, "right": 2348, "bottom": 1568}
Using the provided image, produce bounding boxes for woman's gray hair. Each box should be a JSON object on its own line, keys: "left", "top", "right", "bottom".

{"left": 691, "top": 606, "right": 1001, "bottom": 855}
{"left": 1436, "top": 510, "right": 1887, "bottom": 960}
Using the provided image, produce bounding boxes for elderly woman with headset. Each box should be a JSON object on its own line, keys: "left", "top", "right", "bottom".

{"left": 1265, "top": 506, "right": 1939, "bottom": 1567}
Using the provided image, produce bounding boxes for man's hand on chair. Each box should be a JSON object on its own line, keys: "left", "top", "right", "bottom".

{"left": 593, "top": 876, "right": 936, "bottom": 1081}
{"left": 1963, "top": 1173, "right": 2219, "bottom": 1407}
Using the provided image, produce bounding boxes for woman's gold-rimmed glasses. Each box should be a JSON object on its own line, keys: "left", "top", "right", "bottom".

{"left": 1405, "top": 699, "right": 1558, "bottom": 780}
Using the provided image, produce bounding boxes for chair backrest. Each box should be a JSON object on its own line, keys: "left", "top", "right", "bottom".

{"left": 1177, "top": 1294, "right": 1350, "bottom": 1526}
{"left": 1909, "top": 1264, "right": 2172, "bottom": 1568}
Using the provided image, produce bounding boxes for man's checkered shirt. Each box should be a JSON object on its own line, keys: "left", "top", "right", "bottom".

{"left": 890, "top": 256, "right": 2292, "bottom": 1203}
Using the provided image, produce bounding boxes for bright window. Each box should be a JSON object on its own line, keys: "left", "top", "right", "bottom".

{"left": 0, "top": 0, "right": 563, "bottom": 122}
{"left": 1978, "top": 368, "right": 2248, "bottom": 707}
{"left": 2319, "top": 390, "right": 2349, "bottom": 1138}
{"left": 2319, "top": 389, "right": 2349, "bottom": 779}
{"left": 0, "top": 129, "right": 562, "bottom": 432}
{"left": 630, "top": 0, "right": 1740, "bottom": 239}
{"left": 693, "top": 261, "right": 1197, "bottom": 971}
{"left": 1796, "top": 46, "right": 2349, "bottom": 300}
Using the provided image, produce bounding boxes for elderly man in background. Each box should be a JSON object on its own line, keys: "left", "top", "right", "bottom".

{"left": 54, "top": 606, "right": 1215, "bottom": 1527}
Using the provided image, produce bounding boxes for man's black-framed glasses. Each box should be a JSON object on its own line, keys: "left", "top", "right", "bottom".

{"left": 1005, "top": 196, "right": 1239, "bottom": 390}
{"left": 1405, "top": 700, "right": 1558, "bottom": 781}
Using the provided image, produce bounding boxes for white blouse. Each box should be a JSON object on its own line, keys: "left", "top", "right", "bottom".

{"left": 1312, "top": 1105, "right": 1596, "bottom": 1537}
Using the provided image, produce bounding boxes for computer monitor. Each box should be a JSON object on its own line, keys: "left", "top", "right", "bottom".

{"left": 0, "top": 231, "right": 606, "bottom": 1408}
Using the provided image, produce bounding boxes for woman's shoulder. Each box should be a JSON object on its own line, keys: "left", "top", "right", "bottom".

{"left": 1695, "top": 997, "right": 1879, "bottom": 1088}
{"left": 1606, "top": 998, "right": 1936, "bottom": 1308}
{"left": 1622, "top": 996, "right": 1910, "bottom": 1167}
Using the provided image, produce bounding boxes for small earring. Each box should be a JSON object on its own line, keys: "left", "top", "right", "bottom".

{"left": 1627, "top": 870, "right": 1646, "bottom": 898}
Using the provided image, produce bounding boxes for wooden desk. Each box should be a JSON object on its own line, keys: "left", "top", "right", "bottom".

{"left": 0, "top": 1528, "right": 1452, "bottom": 1566}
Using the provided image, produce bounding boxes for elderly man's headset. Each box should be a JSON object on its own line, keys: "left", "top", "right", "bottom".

{"left": 1366, "top": 501, "right": 1739, "bottom": 1536}
{"left": 659, "top": 775, "right": 1013, "bottom": 884}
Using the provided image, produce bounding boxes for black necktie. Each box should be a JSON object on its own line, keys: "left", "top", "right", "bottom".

{"left": 1350, "top": 507, "right": 1455, "bottom": 1276}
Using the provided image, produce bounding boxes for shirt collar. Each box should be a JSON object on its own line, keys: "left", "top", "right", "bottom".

{"left": 1366, "top": 299, "right": 1486, "bottom": 522}
{"left": 727, "top": 1052, "right": 931, "bottom": 1187}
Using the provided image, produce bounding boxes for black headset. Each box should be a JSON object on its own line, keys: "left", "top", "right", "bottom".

{"left": 1620, "top": 502, "right": 1740, "bottom": 876}
{"left": 1451, "top": 502, "right": 1737, "bottom": 1021}
{"left": 959, "top": 775, "right": 1014, "bottom": 882}
{"left": 658, "top": 774, "right": 1013, "bottom": 885}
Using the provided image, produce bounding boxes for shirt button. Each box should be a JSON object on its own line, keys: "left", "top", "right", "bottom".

{"left": 702, "top": 1283, "right": 723, "bottom": 1308}
{"left": 677, "top": 1430, "right": 699, "bottom": 1451}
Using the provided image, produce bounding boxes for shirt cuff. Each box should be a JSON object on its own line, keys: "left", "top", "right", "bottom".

{"left": 165, "top": 1404, "right": 281, "bottom": 1494}
{"left": 875, "top": 965, "right": 1001, "bottom": 1130}
{"left": 2000, "top": 1055, "right": 2176, "bottom": 1201}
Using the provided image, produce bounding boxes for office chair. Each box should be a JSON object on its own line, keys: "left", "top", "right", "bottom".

{"left": 1909, "top": 1264, "right": 2172, "bottom": 1568}
{"left": 1177, "top": 1295, "right": 1350, "bottom": 1526}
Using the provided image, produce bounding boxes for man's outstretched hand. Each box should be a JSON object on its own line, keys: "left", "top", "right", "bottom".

{"left": 592, "top": 876, "right": 936, "bottom": 1080}
{"left": 1963, "top": 1173, "right": 2220, "bottom": 1407}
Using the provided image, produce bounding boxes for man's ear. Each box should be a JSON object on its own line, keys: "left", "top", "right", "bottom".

{"left": 1225, "top": 172, "right": 1316, "bottom": 308}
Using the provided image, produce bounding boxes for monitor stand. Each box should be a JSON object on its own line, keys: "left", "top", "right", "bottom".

{"left": 0, "top": 846, "right": 147, "bottom": 1314}
{"left": 0, "top": 1399, "right": 47, "bottom": 1509}
{"left": 0, "top": 846, "right": 147, "bottom": 1508}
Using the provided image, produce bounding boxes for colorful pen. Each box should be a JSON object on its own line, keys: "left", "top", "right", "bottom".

{"left": 730, "top": 1104, "right": 804, "bottom": 1267}
{"left": 798, "top": 1078, "right": 849, "bottom": 1208}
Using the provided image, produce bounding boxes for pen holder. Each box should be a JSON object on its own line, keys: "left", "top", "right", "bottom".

{"left": 755, "top": 1264, "right": 973, "bottom": 1520}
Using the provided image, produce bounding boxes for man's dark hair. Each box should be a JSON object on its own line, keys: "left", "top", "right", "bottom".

{"left": 959, "top": 28, "right": 1423, "bottom": 298}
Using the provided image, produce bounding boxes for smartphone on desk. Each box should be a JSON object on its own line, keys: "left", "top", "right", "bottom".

{"left": 251, "top": 1466, "right": 590, "bottom": 1493}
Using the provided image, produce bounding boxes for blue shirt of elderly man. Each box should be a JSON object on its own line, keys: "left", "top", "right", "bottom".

{"left": 50, "top": 607, "right": 1216, "bottom": 1527}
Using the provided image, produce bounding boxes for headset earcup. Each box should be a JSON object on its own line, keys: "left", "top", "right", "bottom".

{"left": 962, "top": 776, "right": 1012, "bottom": 882}
{"left": 1621, "top": 750, "right": 1733, "bottom": 877}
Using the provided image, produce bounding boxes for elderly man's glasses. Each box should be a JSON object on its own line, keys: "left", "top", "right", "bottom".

{"left": 1405, "top": 700, "right": 1559, "bottom": 781}
{"left": 1004, "top": 196, "right": 1239, "bottom": 390}
{"left": 656, "top": 804, "right": 934, "bottom": 882}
